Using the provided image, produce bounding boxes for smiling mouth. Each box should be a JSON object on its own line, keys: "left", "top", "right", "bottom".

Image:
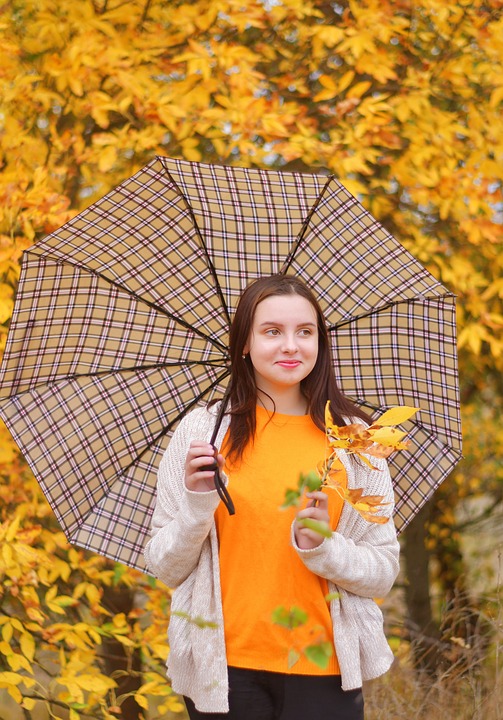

{"left": 276, "top": 361, "right": 301, "bottom": 367}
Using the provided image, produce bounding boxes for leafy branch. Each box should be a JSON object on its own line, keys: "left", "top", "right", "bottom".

{"left": 283, "top": 402, "right": 419, "bottom": 526}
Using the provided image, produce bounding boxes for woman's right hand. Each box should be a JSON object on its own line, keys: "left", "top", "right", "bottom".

{"left": 184, "top": 441, "right": 225, "bottom": 493}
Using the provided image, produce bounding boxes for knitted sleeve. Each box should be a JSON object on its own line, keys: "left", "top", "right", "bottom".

{"left": 291, "top": 454, "right": 400, "bottom": 599}
{"left": 143, "top": 410, "right": 223, "bottom": 588}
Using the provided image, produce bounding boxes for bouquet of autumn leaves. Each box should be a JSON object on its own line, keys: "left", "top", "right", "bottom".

{"left": 282, "top": 402, "right": 418, "bottom": 537}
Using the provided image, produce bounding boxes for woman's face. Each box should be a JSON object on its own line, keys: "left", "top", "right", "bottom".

{"left": 244, "top": 294, "right": 319, "bottom": 398}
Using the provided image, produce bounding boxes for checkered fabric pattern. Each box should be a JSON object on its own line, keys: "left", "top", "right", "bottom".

{"left": 0, "top": 156, "right": 462, "bottom": 571}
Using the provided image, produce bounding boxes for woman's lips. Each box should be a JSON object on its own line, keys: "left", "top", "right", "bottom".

{"left": 276, "top": 360, "right": 301, "bottom": 367}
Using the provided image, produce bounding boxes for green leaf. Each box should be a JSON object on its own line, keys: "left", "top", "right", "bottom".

{"left": 147, "top": 574, "right": 157, "bottom": 589}
{"left": 282, "top": 471, "right": 322, "bottom": 509}
{"left": 301, "top": 470, "right": 322, "bottom": 492}
{"left": 113, "top": 563, "right": 127, "bottom": 586}
{"left": 304, "top": 642, "right": 333, "bottom": 669}
{"left": 271, "top": 606, "right": 308, "bottom": 629}
{"left": 172, "top": 611, "right": 218, "bottom": 629}
{"left": 281, "top": 488, "right": 301, "bottom": 509}
{"left": 288, "top": 648, "right": 301, "bottom": 669}
{"left": 297, "top": 518, "right": 332, "bottom": 538}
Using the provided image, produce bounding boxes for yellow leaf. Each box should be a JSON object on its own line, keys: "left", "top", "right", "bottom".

{"left": 7, "top": 652, "right": 33, "bottom": 673}
{"left": 98, "top": 146, "right": 117, "bottom": 173}
{"left": 1, "top": 623, "right": 13, "bottom": 644}
{"left": 85, "top": 583, "right": 102, "bottom": 605}
{"left": 20, "top": 633, "right": 35, "bottom": 662}
{"left": 45, "top": 586, "right": 57, "bottom": 603}
{"left": 347, "top": 81, "right": 372, "bottom": 99}
{"left": 0, "top": 641, "right": 12, "bottom": 656}
{"left": 347, "top": 491, "right": 388, "bottom": 509}
{"left": 368, "top": 427, "right": 407, "bottom": 445}
{"left": 5, "top": 514, "right": 22, "bottom": 542}
{"left": 158, "top": 698, "right": 185, "bottom": 713}
{"left": 457, "top": 324, "right": 487, "bottom": 355}
{"left": 0, "top": 671, "right": 23, "bottom": 686}
{"left": 373, "top": 406, "right": 419, "bottom": 426}
{"left": 313, "top": 74, "right": 338, "bottom": 102}
{"left": 338, "top": 70, "right": 356, "bottom": 93}
{"left": 21, "top": 698, "right": 36, "bottom": 711}
{"left": 490, "top": 85, "right": 503, "bottom": 108}
{"left": 134, "top": 693, "right": 149, "bottom": 710}
{"left": 86, "top": 627, "right": 103, "bottom": 645}
{"left": 75, "top": 674, "right": 116, "bottom": 693}
{"left": 150, "top": 641, "right": 169, "bottom": 659}
{"left": 0, "top": 283, "right": 14, "bottom": 324}
{"left": 181, "top": 138, "right": 202, "bottom": 162}
{"left": 0, "top": 432, "right": 17, "bottom": 465}
{"left": 114, "top": 635, "right": 136, "bottom": 648}
{"left": 1, "top": 543, "right": 13, "bottom": 567}
{"left": 68, "top": 76, "right": 83, "bottom": 97}
{"left": 358, "top": 512, "right": 389, "bottom": 524}
{"left": 136, "top": 680, "right": 162, "bottom": 695}
{"left": 112, "top": 613, "right": 127, "bottom": 628}
{"left": 7, "top": 684, "right": 22, "bottom": 703}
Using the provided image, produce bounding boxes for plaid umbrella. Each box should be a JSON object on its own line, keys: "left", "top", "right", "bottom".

{"left": 0, "top": 156, "right": 462, "bottom": 572}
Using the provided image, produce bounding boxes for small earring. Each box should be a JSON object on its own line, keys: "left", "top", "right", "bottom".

{"left": 242, "top": 354, "right": 247, "bottom": 360}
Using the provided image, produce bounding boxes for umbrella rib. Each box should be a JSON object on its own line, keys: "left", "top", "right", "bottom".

{"left": 0, "top": 360, "right": 230, "bottom": 399}
{"left": 66, "top": 360, "right": 230, "bottom": 381}
{"left": 327, "top": 292, "right": 456, "bottom": 330}
{"left": 165, "top": 171, "right": 232, "bottom": 328}
{"left": 119, "top": 369, "right": 231, "bottom": 476}
{"left": 64, "top": 370, "right": 231, "bottom": 543}
{"left": 25, "top": 251, "right": 229, "bottom": 353}
{"left": 280, "top": 175, "right": 334, "bottom": 275}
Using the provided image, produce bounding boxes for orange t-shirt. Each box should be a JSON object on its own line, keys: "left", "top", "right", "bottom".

{"left": 215, "top": 405, "right": 346, "bottom": 675}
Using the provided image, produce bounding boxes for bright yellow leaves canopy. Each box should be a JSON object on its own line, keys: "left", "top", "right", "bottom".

{"left": 1, "top": 0, "right": 501, "bottom": 382}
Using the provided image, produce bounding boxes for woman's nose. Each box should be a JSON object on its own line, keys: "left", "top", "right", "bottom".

{"left": 281, "top": 334, "right": 298, "bottom": 352}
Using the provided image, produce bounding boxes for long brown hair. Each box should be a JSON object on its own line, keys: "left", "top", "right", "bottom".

{"left": 225, "top": 275, "right": 371, "bottom": 462}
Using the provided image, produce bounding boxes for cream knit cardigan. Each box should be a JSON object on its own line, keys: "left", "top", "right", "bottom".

{"left": 144, "top": 405, "right": 400, "bottom": 713}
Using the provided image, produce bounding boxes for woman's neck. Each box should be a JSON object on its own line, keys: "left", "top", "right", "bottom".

{"left": 256, "top": 387, "right": 308, "bottom": 416}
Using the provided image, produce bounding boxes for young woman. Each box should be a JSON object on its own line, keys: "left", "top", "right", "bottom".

{"left": 144, "top": 275, "right": 400, "bottom": 719}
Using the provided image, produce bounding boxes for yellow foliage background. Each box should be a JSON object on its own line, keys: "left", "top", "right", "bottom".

{"left": 0, "top": 0, "right": 501, "bottom": 717}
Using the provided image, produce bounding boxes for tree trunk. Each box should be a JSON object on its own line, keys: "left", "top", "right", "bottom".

{"left": 402, "top": 501, "right": 441, "bottom": 674}
{"left": 101, "top": 584, "right": 143, "bottom": 720}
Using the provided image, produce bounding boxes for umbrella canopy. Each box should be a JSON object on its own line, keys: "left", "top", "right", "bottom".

{"left": 0, "top": 156, "right": 462, "bottom": 572}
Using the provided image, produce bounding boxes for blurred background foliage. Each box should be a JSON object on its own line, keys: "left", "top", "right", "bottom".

{"left": 0, "top": 0, "right": 501, "bottom": 717}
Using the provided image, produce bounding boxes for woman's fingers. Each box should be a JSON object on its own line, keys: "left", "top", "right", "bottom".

{"left": 296, "top": 506, "right": 328, "bottom": 523}
{"left": 186, "top": 442, "right": 215, "bottom": 466}
{"left": 216, "top": 452, "right": 225, "bottom": 472}
{"left": 185, "top": 442, "right": 222, "bottom": 491}
{"left": 294, "top": 490, "right": 330, "bottom": 549}
{"left": 306, "top": 490, "right": 329, "bottom": 508}
{"left": 298, "top": 491, "right": 329, "bottom": 521}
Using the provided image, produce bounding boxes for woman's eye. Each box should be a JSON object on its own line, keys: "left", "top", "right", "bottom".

{"left": 265, "top": 328, "right": 280, "bottom": 336}
{"left": 299, "top": 328, "right": 312, "bottom": 336}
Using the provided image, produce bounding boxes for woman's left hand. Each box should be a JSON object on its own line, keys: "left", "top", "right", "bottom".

{"left": 294, "top": 491, "right": 330, "bottom": 550}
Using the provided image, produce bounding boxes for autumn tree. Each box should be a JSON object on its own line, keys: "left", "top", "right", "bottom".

{"left": 1, "top": 0, "right": 502, "bottom": 714}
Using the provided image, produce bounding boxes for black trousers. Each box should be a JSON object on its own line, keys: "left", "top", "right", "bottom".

{"left": 184, "top": 666, "right": 364, "bottom": 720}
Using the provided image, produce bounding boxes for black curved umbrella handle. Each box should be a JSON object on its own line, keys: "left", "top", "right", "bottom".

{"left": 215, "top": 470, "right": 235, "bottom": 515}
{"left": 204, "top": 386, "right": 235, "bottom": 515}
{"left": 201, "top": 447, "right": 235, "bottom": 516}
